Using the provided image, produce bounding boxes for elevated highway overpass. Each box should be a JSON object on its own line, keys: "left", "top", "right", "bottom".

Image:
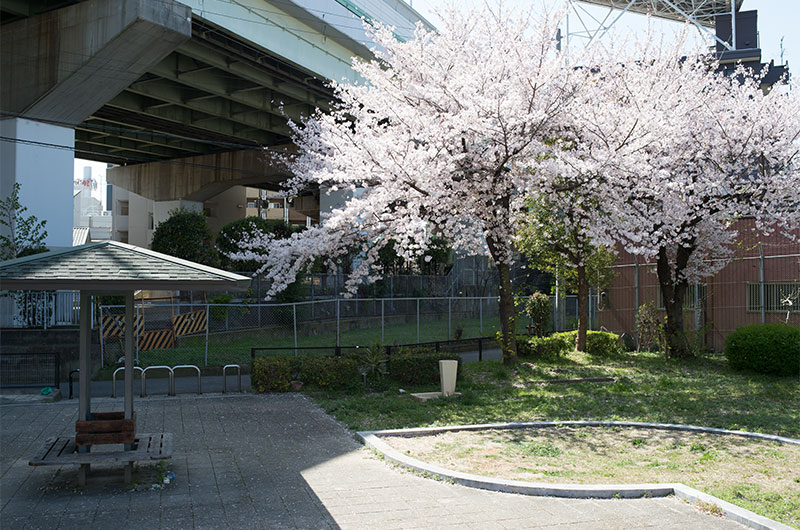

{"left": 0, "top": 0, "right": 433, "bottom": 247}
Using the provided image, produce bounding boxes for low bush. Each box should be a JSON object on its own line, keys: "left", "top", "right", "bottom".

{"left": 251, "top": 356, "right": 291, "bottom": 393}
{"left": 526, "top": 330, "right": 621, "bottom": 357}
{"left": 389, "top": 347, "right": 463, "bottom": 385}
{"left": 527, "top": 333, "right": 574, "bottom": 357}
{"left": 725, "top": 324, "right": 800, "bottom": 376}
{"left": 585, "top": 331, "right": 622, "bottom": 357}
{"left": 251, "top": 355, "right": 361, "bottom": 392}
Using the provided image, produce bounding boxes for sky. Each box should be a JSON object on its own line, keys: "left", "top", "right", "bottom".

{"left": 411, "top": 0, "right": 797, "bottom": 67}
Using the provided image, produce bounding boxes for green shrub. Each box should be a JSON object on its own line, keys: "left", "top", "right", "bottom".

{"left": 527, "top": 332, "right": 574, "bottom": 357}
{"left": 251, "top": 355, "right": 361, "bottom": 392}
{"left": 585, "top": 331, "right": 622, "bottom": 357}
{"left": 521, "top": 292, "right": 552, "bottom": 337}
{"left": 725, "top": 324, "right": 800, "bottom": 376}
{"left": 251, "top": 356, "right": 291, "bottom": 393}
{"left": 516, "top": 336, "right": 532, "bottom": 357}
{"left": 293, "top": 356, "right": 361, "bottom": 390}
{"left": 389, "top": 348, "right": 462, "bottom": 385}
{"left": 526, "top": 330, "right": 621, "bottom": 357}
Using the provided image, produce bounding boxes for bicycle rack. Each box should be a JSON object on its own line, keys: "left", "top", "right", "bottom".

{"left": 171, "top": 365, "right": 202, "bottom": 395}
{"left": 111, "top": 366, "right": 144, "bottom": 398}
{"left": 222, "top": 364, "right": 242, "bottom": 393}
{"left": 141, "top": 366, "right": 174, "bottom": 397}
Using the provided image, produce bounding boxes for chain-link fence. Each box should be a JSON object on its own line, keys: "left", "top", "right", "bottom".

{"left": 99, "top": 294, "right": 586, "bottom": 368}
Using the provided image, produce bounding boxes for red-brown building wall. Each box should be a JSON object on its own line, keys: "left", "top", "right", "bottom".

{"left": 599, "top": 220, "right": 800, "bottom": 351}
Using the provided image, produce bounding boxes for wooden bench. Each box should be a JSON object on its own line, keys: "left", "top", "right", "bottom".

{"left": 75, "top": 411, "right": 136, "bottom": 446}
{"left": 29, "top": 433, "right": 172, "bottom": 486}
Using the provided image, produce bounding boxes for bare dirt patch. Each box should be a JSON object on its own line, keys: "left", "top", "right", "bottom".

{"left": 382, "top": 426, "right": 800, "bottom": 526}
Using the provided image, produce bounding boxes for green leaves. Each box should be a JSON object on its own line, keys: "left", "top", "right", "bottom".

{"left": 0, "top": 183, "right": 48, "bottom": 260}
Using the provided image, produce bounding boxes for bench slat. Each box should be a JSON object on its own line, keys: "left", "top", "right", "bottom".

{"left": 29, "top": 433, "right": 173, "bottom": 466}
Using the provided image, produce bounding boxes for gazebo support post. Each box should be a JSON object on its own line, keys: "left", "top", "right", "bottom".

{"left": 124, "top": 291, "right": 135, "bottom": 484}
{"left": 78, "top": 290, "right": 92, "bottom": 485}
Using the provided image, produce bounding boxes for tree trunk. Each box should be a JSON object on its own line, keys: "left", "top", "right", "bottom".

{"left": 656, "top": 247, "right": 691, "bottom": 358}
{"left": 496, "top": 261, "right": 518, "bottom": 365}
{"left": 576, "top": 264, "right": 588, "bottom": 352}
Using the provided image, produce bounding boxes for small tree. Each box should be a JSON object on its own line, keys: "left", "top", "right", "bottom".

{"left": 151, "top": 208, "right": 218, "bottom": 267}
{"left": 522, "top": 291, "right": 552, "bottom": 337}
{"left": 517, "top": 195, "right": 615, "bottom": 351}
{"left": 0, "top": 183, "right": 47, "bottom": 260}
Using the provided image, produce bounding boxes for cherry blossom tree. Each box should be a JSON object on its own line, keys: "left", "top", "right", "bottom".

{"left": 232, "top": 5, "right": 590, "bottom": 364}
{"left": 562, "top": 40, "right": 800, "bottom": 358}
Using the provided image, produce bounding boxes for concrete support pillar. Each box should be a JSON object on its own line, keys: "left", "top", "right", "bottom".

{"left": 0, "top": 118, "right": 74, "bottom": 249}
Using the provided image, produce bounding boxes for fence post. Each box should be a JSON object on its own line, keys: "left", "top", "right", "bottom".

{"left": 204, "top": 303, "right": 210, "bottom": 367}
{"left": 448, "top": 297, "right": 452, "bottom": 341}
{"left": 336, "top": 298, "right": 340, "bottom": 347}
{"left": 416, "top": 298, "right": 420, "bottom": 343}
{"left": 135, "top": 304, "right": 140, "bottom": 363}
{"left": 479, "top": 298, "right": 483, "bottom": 334}
{"left": 694, "top": 283, "right": 701, "bottom": 343}
{"left": 293, "top": 303, "right": 298, "bottom": 356}
{"left": 759, "top": 244, "right": 766, "bottom": 324}
{"left": 99, "top": 305, "right": 106, "bottom": 367}
{"left": 478, "top": 338, "right": 483, "bottom": 362}
{"left": 381, "top": 298, "right": 385, "bottom": 344}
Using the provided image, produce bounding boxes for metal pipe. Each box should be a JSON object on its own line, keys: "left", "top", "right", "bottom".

{"left": 111, "top": 366, "right": 143, "bottom": 398}
{"left": 172, "top": 364, "right": 202, "bottom": 395}
{"left": 141, "top": 366, "right": 174, "bottom": 397}
{"left": 223, "top": 364, "right": 242, "bottom": 393}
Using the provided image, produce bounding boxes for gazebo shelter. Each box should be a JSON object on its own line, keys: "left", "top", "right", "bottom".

{"left": 0, "top": 241, "right": 250, "bottom": 485}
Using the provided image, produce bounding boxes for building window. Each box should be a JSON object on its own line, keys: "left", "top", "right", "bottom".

{"left": 657, "top": 284, "right": 705, "bottom": 310}
{"left": 118, "top": 231, "right": 128, "bottom": 244}
{"left": 268, "top": 201, "right": 282, "bottom": 209}
{"left": 148, "top": 213, "right": 154, "bottom": 230}
{"left": 118, "top": 200, "right": 129, "bottom": 216}
{"left": 747, "top": 282, "right": 800, "bottom": 313}
{"left": 247, "top": 200, "right": 256, "bottom": 209}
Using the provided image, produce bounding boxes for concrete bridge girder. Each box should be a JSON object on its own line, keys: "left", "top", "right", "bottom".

{"left": 1, "top": 0, "right": 192, "bottom": 125}
{"left": 107, "top": 147, "right": 295, "bottom": 203}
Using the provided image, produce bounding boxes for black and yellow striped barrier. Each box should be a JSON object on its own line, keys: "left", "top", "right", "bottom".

{"left": 138, "top": 328, "right": 175, "bottom": 352}
{"left": 172, "top": 310, "right": 207, "bottom": 337}
{"left": 101, "top": 313, "right": 143, "bottom": 340}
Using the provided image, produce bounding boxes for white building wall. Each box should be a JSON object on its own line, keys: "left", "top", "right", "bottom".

{"left": 0, "top": 118, "right": 73, "bottom": 250}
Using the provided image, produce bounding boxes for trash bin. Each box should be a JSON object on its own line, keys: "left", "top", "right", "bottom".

{"left": 439, "top": 360, "right": 458, "bottom": 396}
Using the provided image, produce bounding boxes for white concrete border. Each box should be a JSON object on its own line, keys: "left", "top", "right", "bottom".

{"left": 357, "top": 421, "right": 798, "bottom": 530}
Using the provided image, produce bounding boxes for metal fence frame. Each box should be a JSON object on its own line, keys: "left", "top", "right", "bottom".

{"left": 0, "top": 352, "right": 60, "bottom": 389}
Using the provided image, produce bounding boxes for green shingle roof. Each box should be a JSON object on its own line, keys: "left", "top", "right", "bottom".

{"left": 0, "top": 241, "right": 251, "bottom": 291}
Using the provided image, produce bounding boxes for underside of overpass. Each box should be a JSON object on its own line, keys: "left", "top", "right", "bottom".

{"left": 1, "top": 0, "right": 432, "bottom": 244}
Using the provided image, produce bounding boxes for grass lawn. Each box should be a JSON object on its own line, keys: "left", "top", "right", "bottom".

{"left": 310, "top": 350, "right": 800, "bottom": 526}
{"left": 129, "top": 313, "right": 519, "bottom": 367}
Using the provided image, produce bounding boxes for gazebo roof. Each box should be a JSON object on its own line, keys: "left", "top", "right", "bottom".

{"left": 0, "top": 240, "right": 251, "bottom": 291}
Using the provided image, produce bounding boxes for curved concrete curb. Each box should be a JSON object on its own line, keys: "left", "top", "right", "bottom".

{"left": 357, "top": 421, "right": 798, "bottom": 530}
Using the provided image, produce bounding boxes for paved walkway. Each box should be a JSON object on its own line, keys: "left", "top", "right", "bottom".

{"left": 0, "top": 393, "right": 744, "bottom": 529}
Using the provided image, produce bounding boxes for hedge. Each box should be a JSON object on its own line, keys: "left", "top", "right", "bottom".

{"left": 526, "top": 333, "right": 573, "bottom": 357}
{"left": 388, "top": 347, "right": 463, "bottom": 385}
{"left": 524, "top": 330, "right": 621, "bottom": 358}
{"left": 251, "top": 355, "right": 361, "bottom": 392}
{"left": 725, "top": 323, "right": 800, "bottom": 376}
